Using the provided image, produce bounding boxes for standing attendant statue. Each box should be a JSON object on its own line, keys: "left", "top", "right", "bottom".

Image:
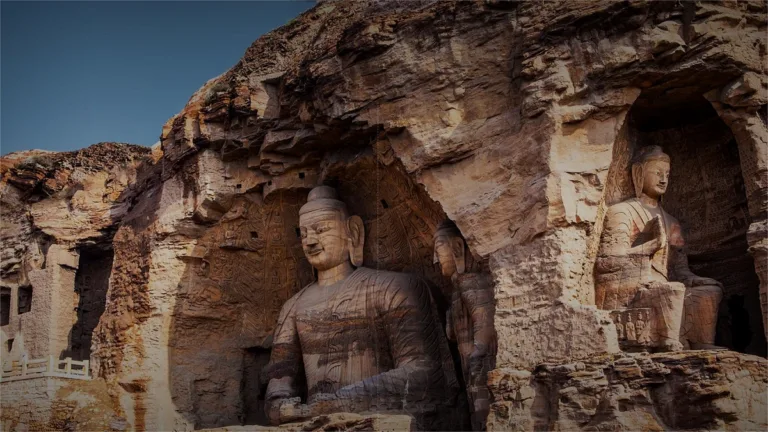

{"left": 595, "top": 146, "right": 723, "bottom": 351}
{"left": 434, "top": 220, "right": 496, "bottom": 431}
{"left": 263, "top": 186, "right": 464, "bottom": 430}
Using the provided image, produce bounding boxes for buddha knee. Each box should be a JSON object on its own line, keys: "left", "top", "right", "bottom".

{"left": 646, "top": 281, "right": 685, "bottom": 300}
{"left": 687, "top": 284, "right": 723, "bottom": 302}
{"left": 662, "top": 282, "right": 686, "bottom": 299}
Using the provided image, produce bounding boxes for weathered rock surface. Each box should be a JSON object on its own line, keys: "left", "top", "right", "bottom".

{"left": 1, "top": 143, "right": 153, "bottom": 279}
{"left": 201, "top": 412, "right": 414, "bottom": 432}
{"left": 489, "top": 350, "right": 768, "bottom": 432}
{"left": 0, "top": 143, "right": 153, "bottom": 430}
{"left": 1, "top": 143, "right": 153, "bottom": 359}
{"left": 0, "top": 370, "right": 123, "bottom": 431}
{"left": 2, "top": 1, "right": 767, "bottom": 431}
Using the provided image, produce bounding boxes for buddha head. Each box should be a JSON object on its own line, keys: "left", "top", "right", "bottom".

{"left": 631, "top": 145, "right": 671, "bottom": 200}
{"left": 298, "top": 186, "right": 364, "bottom": 271}
{"left": 433, "top": 219, "right": 466, "bottom": 278}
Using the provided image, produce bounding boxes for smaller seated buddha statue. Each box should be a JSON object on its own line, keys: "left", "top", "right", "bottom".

{"left": 595, "top": 146, "right": 723, "bottom": 351}
{"left": 434, "top": 220, "right": 496, "bottom": 431}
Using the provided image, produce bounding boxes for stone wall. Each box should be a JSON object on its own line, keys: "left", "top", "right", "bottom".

{"left": 1, "top": 245, "right": 79, "bottom": 362}
{"left": 0, "top": 377, "right": 122, "bottom": 431}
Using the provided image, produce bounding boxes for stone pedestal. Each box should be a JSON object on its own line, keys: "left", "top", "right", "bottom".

{"left": 200, "top": 413, "right": 414, "bottom": 432}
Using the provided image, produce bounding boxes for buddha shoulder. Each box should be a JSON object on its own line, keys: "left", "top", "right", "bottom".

{"left": 602, "top": 199, "right": 639, "bottom": 230}
{"left": 278, "top": 286, "right": 311, "bottom": 313}
{"left": 606, "top": 199, "right": 640, "bottom": 217}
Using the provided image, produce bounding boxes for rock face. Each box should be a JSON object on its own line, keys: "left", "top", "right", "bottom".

{"left": 0, "top": 143, "right": 152, "bottom": 360}
{"left": 488, "top": 350, "right": 768, "bottom": 432}
{"left": 2, "top": 1, "right": 767, "bottom": 431}
{"left": 201, "top": 412, "right": 414, "bottom": 432}
{"left": 0, "top": 143, "right": 152, "bottom": 430}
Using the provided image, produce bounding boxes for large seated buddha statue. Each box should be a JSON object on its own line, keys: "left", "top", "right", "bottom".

{"left": 595, "top": 146, "right": 723, "bottom": 351}
{"left": 263, "top": 186, "right": 464, "bottom": 430}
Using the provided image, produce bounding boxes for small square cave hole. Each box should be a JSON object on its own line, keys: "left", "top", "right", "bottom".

{"left": 1, "top": 288, "right": 10, "bottom": 326}
{"left": 18, "top": 286, "right": 32, "bottom": 315}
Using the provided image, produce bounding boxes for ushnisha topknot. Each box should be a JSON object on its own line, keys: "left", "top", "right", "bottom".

{"left": 632, "top": 145, "right": 671, "bottom": 165}
{"left": 433, "top": 219, "right": 463, "bottom": 240}
{"left": 299, "top": 185, "right": 348, "bottom": 216}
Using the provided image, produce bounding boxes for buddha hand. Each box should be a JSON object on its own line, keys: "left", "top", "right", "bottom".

{"left": 646, "top": 215, "right": 667, "bottom": 250}
{"left": 308, "top": 392, "right": 347, "bottom": 416}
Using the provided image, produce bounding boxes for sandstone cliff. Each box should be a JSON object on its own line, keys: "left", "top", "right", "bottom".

{"left": 1, "top": 143, "right": 153, "bottom": 430}
{"left": 2, "top": 1, "right": 767, "bottom": 431}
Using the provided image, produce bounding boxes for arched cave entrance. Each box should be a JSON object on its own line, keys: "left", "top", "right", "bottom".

{"left": 620, "top": 90, "right": 766, "bottom": 356}
{"left": 168, "top": 149, "right": 461, "bottom": 429}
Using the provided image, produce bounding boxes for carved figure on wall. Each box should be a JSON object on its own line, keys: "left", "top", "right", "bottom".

{"left": 595, "top": 146, "right": 724, "bottom": 351}
{"left": 263, "top": 186, "right": 463, "bottom": 430}
{"left": 433, "top": 220, "right": 496, "bottom": 431}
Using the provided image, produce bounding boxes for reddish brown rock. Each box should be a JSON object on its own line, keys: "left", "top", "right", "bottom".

{"left": 2, "top": 1, "right": 767, "bottom": 431}
{"left": 488, "top": 350, "right": 768, "bottom": 432}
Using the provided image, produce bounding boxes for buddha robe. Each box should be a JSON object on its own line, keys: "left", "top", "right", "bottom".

{"left": 596, "top": 198, "right": 722, "bottom": 347}
{"left": 447, "top": 271, "right": 496, "bottom": 431}
{"left": 264, "top": 267, "right": 463, "bottom": 430}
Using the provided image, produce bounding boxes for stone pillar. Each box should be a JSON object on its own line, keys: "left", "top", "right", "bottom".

{"left": 706, "top": 73, "right": 768, "bottom": 343}
{"left": 20, "top": 244, "right": 79, "bottom": 359}
{"left": 49, "top": 245, "right": 79, "bottom": 359}
{"left": 485, "top": 86, "right": 642, "bottom": 430}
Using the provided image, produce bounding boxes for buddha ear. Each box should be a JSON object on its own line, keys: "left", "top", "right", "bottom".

{"left": 451, "top": 237, "right": 466, "bottom": 274}
{"left": 631, "top": 163, "right": 644, "bottom": 199}
{"left": 347, "top": 215, "right": 364, "bottom": 267}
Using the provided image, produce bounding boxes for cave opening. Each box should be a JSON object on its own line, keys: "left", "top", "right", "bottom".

{"left": 627, "top": 93, "right": 766, "bottom": 356}
{"left": 17, "top": 286, "right": 32, "bottom": 314}
{"left": 69, "top": 246, "right": 114, "bottom": 361}
{"left": 1, "top": 288, "right": 10, "bottom": 326}
{"left": 240, "top": 346, "right": 271, "bottom": 426}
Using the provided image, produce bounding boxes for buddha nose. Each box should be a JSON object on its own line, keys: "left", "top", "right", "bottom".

{"left": 305, "top": 232, "right": 319, "bottom": 245}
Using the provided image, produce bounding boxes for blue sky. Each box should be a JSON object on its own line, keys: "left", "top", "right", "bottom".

{"left": 1, "top": 1, "right": 314, "bottom": 155}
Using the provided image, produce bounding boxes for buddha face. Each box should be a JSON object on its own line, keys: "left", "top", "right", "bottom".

{"left": 434, "top": 234, "right": 458, "bottom": 277}
{"left": 434, "top": 233, "right": 465, "bottom": 278}
{"left": 299, "top": 209, "right": 350, "bottom": 271}
{"left": 641, "top": 159, "right": 670, "bottom": 199}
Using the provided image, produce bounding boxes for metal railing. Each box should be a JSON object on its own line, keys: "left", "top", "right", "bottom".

{"left": 0, "top": 356, "right": 90, "bottom": 382}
